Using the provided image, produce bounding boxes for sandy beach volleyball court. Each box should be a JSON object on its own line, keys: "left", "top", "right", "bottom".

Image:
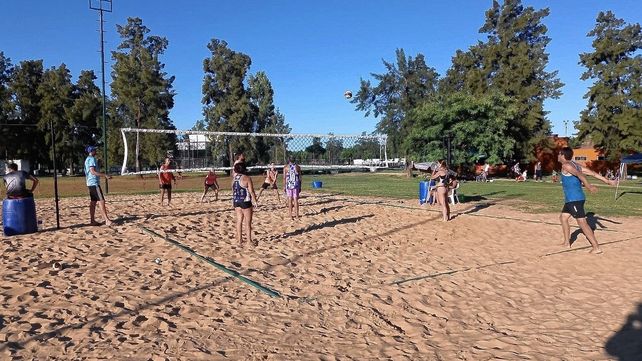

{"left": 1, "top": 191, "right": 641, "bottom": 360}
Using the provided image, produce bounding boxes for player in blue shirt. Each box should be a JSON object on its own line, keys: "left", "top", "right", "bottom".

{"left": 84, "top": 146, "right": 113, "bottom": 226}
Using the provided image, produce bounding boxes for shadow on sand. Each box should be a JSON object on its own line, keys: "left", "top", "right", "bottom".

{"left": 282, "top": 214, "right": 374, "bottom": 238}
{"left": 569, "top": 212, "right": 622, "bottom": 245}
{"left": 459, "top": 190, "right": 506, "bottom": 203}
{"left": 605, "top": 303, "right": 642, "bottom": 361}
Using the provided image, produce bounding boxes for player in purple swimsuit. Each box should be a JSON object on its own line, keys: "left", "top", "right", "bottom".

{"left": 283, "top": 157, "right": 302, "bottom": 220}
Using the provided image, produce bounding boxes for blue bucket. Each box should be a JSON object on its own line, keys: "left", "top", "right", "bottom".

{"left": 312, "top": 181, "right": 323, "bottom": 188}
{"left": 2, "top": 197, "right": 38, "bottom": 236}
{"left": 419, "top": 181, "right": 429, "bottom": 204}
{"left": 419, "top": 180, "right": 435, "bottom": 205}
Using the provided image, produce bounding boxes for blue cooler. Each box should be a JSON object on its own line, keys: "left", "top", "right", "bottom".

{"left": 2, "top": 197, "right": 38, "bottom": 236}
{"left": 312, "top": 181, "right": 323, "bottom": 188}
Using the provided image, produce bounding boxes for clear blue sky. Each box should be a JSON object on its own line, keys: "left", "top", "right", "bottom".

{"left": 1, "top": 1, "right": 640, "bottom": 138}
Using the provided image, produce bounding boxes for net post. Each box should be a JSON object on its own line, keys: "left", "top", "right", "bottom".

{"left": 383, "top": 135, "right": 389, "bottom": 167}
{"left": 121, "top": 128, "right": 128, "bottom": 175}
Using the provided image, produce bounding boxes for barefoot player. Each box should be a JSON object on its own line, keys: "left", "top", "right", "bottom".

{"left": 558, "top": 147, "right": 616, "bottom": 254}
{"left": 257, "top": 163, "right": 280, "bottom": 203}
{"left": 159, "top": 157, "right": 176, "bottom": 206}
{"left": 201, "top": 169, "right": 219, "bottom": 202}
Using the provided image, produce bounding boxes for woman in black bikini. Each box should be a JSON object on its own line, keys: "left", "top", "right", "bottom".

{"left": 232, "top": 162, "right": 258, "bottom": 246}
{"left": 430, "top": 160, "right": 451, "bottom": 221}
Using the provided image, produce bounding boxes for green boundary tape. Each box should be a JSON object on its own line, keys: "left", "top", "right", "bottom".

{"left": 139, "top": 226, "right": 281, "bottom": 298}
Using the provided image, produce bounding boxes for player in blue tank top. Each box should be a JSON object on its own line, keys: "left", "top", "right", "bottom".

{"left": 558, "top": 147, "right": 616, "bottom": 254}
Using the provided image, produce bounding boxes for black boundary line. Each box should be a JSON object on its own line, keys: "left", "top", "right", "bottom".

{"left": 541, "top": 235, "right": 642, "bottom": 257}
{"left": 390, "top": 261, "right": 517, "bottom": 285}
{"left": 317, "top": 195, "right": 631, "bottom": 235}
{"left": 390, "top": 236, "right": 642, "bottom": 286}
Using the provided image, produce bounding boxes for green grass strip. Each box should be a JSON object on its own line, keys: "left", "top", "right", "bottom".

{"left": 139, "top": 226, "right": 281, "bottom": 298}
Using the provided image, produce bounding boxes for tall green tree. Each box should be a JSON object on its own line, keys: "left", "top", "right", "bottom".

{"left": 482, "top": 0, "right": 563, "bottom": 160}
{"left": 248, "top": 71, "right": 275, "bottom": 133}
{"left": 248, "top": 71, "right": 276, "bottom": 163}
{"left": 442, "top": 0, "right": 563, "bottom": 161}
{"left": 0, "top": 52, "right": 14, "bottom": 160}
{"left": 9, "top": 60, "right": 47, "bottom": 166}
{"left": 352, "top": 49, "right": 440, "bottom": 156}
{"left": 305, "top": 137, "right": 326, "bottom": 161}
{"left": 404, "top": 93, "right": 517, "bottom": 165}
{"left": 37, "top": 64, "right": 75, "bottom": 171}
{"left": 66, "top": 70, "right": 103, "bottom": 172}
{"left": 440, "top": 44, "right": 491, "bottom": 95}
{"left": 266, "top": 108, "right": 291, "bottom": 164}
{"left": 326, "top": 135, "right": 344, "bottom": 164}
{"left": 202, "top": 39, "right": 253, "bottom": 165}
{"left": 578, "top": 11, "right": 642, "bottom": 159}
{"left": 111, "top": 17, "right": 176, "bottom": 171}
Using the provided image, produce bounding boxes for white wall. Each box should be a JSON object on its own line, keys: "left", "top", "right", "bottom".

{"left": 0, "top": 160, "right": 31, "bottom": 175}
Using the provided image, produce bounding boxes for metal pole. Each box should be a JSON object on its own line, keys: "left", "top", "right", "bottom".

{"left": 446, "top": 134, "right": 452, "bottom": 166}
{"left": 99, "top": 8, "right": 108, "bottom": 193}
{"left": 50, "top": 120, "right": 61, "bottom": 229}
{"left": 90, "top": 0, "right": 112, "bottom": 191}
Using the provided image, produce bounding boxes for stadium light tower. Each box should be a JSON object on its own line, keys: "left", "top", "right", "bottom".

{"left": 89, "top": 0, "right": 112, "bottom": 192}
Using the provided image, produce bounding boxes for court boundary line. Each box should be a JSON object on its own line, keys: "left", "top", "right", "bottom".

{"left": 139, "top": 226, "right": 281, "bottom": 298}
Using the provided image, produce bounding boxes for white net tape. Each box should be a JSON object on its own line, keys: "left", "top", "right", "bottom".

{"left": 119, "top": 128, "right": 393, "bottom": 175}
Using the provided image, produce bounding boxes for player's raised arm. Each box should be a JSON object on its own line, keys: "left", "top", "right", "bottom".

{"left": 581, "top": 165, "right": 617, "bottom": 186}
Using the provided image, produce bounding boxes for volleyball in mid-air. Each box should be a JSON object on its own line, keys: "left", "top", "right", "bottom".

{"left": 344, "top": 90, "right": 353, "bottom": 99}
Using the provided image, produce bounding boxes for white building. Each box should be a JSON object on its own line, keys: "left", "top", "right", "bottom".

{"left": 177, "top": 135, "right": 210, "bottom": 151}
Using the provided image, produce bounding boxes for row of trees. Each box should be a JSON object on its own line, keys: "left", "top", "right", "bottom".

{"left": 1, "top": 17, "right": 293, "bottom": 173}
{"left": 0, "top": 56, "right": 103, "bottom": 173}
{"left": 353, "top": 1, "right": 641, "bottom": 163}
{"left": 298, "top": 135, "right": 383, "bottom": 165}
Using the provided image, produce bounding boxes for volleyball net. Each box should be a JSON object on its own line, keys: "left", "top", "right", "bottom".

{"left": 119, "top": 128, "right": 397, "bottom": 175}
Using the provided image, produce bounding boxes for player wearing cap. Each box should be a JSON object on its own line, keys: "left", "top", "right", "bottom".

{"left": 84, "top": 146, "right": 113, "bottom": 226}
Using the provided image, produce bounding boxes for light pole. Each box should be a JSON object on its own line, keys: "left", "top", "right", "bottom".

{"left": 563, "top": 120, "right": 569, "bottom": 137}
{"left": 89, "top": 0, "right": 112, "bottom": 192}
{"left": 442, "top": 132, "right": 453, "bottom": 166}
